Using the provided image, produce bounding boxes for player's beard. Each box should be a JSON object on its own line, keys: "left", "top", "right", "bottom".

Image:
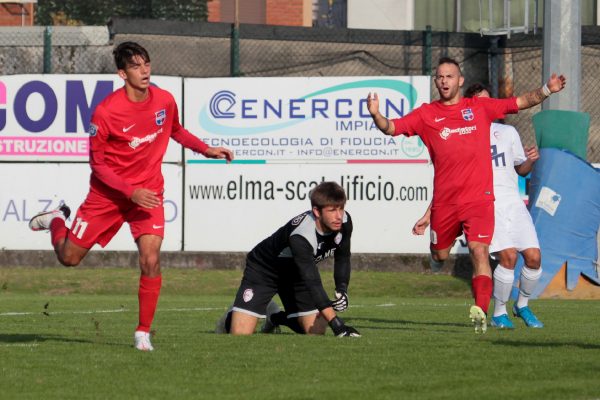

{"left": 439, "top": 85, "right": 459, "bottom": 102}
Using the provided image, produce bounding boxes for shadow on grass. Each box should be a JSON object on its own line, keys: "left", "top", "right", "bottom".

{"left": 202, "top": 316, "right": 470, "bottom": 335}
{"left": 0, "top": 333, "right": 124, "bottom": 347}
{"left": 342, "top": 316, "right": 467, "bottom": 329}
{"left": 491, "top": 339, "right": 600, "bottom": 350}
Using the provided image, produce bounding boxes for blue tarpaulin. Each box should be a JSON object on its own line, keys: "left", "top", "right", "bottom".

{"left": 513, "top": 148, "right": 600, "bottom": 298}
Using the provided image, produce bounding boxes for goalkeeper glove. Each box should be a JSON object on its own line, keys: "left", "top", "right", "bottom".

{"left": 328, "top": 316, "right": 361, "bottom": 337}
{"left": 331, "top": 290, "right": 349, "bottom": 312}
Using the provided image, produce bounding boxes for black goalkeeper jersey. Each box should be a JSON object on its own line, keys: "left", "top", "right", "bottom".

{"left": 246, "top": 210, "right": 352, "bottom": 311}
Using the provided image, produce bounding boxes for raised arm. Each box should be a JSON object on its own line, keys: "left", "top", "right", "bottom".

{"left": 367, "top": 92, "right": 395, "bottom": 135}
{"left": 516, "top": 73, "right": 566, "bottom": 110}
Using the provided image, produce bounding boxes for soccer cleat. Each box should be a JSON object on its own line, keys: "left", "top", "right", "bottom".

{"left": 28, "top": 203, "right": 71, "bottom": 231}
{"left": 260, "top": 300, "right": 282, "bottom": 334}
{"left": 490, "top": 314, "right": 514, "bottom": 329}
{"left": 513, "top": 305, "right": 544, "bottom": 328}
{"left": 469, "top": 305, "right": 487, "bottom": 333}
{"left": 134, "top": 331, "right": 154, "bottom": 351}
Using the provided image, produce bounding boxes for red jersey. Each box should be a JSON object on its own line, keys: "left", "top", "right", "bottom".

{"left": 88, "top": 86, "right": 208, "bottom": 199}
{"left": 392, "top": 96, "right": 518, "bottom": 206}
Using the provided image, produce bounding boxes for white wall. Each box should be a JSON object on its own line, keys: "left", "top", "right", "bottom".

{"left": 347, "top": 0, "right": 414, "bottom": 30}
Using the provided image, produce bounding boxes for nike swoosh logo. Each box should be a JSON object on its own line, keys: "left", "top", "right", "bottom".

{"left": 123, "top": 124, "right": 136, "bottom": 132}
{"left": 152, "top": 225, "right": 163, "bottom": 229}
{"left": 434, "top": 117, "right": 446, "bottom": 122}
{"left": 477, "top": 234, "right": 490, "bottom": 238}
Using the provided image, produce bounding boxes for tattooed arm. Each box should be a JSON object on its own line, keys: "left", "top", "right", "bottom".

{"left": 516, "top": 73, "right": 566, "bottom": 110}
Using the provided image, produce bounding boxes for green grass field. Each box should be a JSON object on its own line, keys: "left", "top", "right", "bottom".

{"left": 0, "top": 267, "right": 599, "bottom": 400}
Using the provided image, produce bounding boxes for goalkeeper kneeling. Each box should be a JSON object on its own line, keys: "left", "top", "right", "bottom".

{"left": 215, "top": 181, "right": 360, "bottom": 337}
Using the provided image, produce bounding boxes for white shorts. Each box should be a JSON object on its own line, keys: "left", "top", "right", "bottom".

{"left": 490, "top": 199, "right": 540, "bottom": 253}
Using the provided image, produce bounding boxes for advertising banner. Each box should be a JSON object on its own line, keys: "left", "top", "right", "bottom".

{"left": 184, "top": 159, "right": 434, "bottom": 253}
{"left": 184, "top": 76, "right": 430, "bottom": 162}
{"left": 0, "top": 163, "right": 183, "bottom": 251}
{"left": 183, "top": 76, "right": 434, "bottom": 253}
{"left": 0, "top": 74, "right": 183, "bottom": 162}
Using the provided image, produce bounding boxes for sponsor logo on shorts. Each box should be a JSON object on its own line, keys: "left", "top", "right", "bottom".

{"left": 477, "top": 234, "right": 490, "bottom": 238}
{"left": 430, "top": 229, "right": 438, "bottom": 245}
{"left": 243, "top": 288, "right": 254, "bottom": 303}
{"left": 152, "top": 224, "right": 163, "bottom": 229}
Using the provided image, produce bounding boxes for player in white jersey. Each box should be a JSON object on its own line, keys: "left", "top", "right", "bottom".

{"left": 413, "top": 83, "right": 544, "bottom": 328}
{"left": 466, "top": 83, "right": 543, "bottom": 328}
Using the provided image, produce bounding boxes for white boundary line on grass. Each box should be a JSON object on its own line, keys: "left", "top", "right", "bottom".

{"left": 0, "top": 343, "right": 40, "bottom": 348}
{"left": 0, "top": 303, "right": 470, "bottom": 318}
{"left": 0, "top": 306, "right": 227, "bottom": 317}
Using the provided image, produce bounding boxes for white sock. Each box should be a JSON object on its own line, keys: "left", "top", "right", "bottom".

{"left": 493, "top": 264, "right": 515, "bottom": 317}
{"left": 516, "top": 266, "right": 542, "bottom": 309}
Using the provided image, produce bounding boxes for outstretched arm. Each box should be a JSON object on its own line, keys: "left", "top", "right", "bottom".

{"left": 516, "top": 73, "right": 566, "bottom": 110}
{"left": 204, "top": 146, "right": 234, "bottom": 162}
{"left": 171, "top": 126, "right": 234, "bottom": 162}
{"left": 367, "top": 92, "right": 395, "bottom": 135}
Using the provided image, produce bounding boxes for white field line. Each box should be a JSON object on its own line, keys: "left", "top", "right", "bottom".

{"left": 1, "top": 300, "right": 587, "bottom": 318}
{"left": 0, "top": 303, "right": 470, "bottom": 318}
{"left": 0, "top": 306, "right": 226, "bottom": 317}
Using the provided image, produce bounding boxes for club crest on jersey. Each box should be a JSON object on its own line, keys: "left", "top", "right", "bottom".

{"left": 155, "top": 109, "right": 166, "bottom": 126}
{"left": 461, "top": 108, "right": 474, "bottom": 121}
{"left": 88, "top": 123, "right": 98, "bottom": 137}
{"left": 335, "top": 233, "right": 342, "bottom": 244}
{"left": 243, "top": 288, "right": 254, "bottom": 303}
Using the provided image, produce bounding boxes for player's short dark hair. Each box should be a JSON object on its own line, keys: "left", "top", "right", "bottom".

{"left": 310, "top": 181, "right": 346, "bottom": 209}
{"left": 464, "top": 82, "right": 491, "bottom": 98}
{"left": 113, "top": 41, "right": 150, "bottom": 70}
{"left": 438, "top": 57, "right": 462, "bottom": 76}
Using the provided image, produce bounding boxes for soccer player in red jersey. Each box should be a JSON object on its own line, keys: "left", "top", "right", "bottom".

{"left": 367, "top": 57, "right": 565, "bottom": 333}
{"left": 29, "top": 42, "right": 233, "bottom": 351}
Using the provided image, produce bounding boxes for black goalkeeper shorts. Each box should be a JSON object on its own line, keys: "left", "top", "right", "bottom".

{"left": 231, "top": 261, "right": 318, "bottom": 318}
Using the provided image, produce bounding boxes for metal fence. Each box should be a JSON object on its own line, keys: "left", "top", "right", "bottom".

{"left": 0, "top": 18, "right": 598, "bottom": 162}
